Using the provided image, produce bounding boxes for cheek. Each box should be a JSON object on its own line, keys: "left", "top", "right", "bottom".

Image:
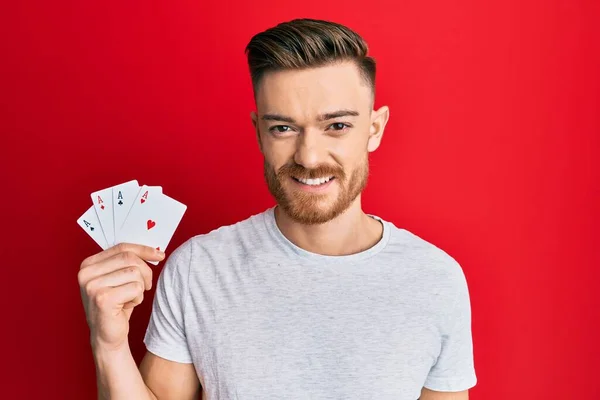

{"left": 328, "top": 135, "right": 368, "bottom": 165}
{"left": 263, "top": 140, "right": 295, "bottom": 169}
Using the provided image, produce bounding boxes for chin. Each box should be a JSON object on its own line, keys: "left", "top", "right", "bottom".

{"left": 282, "top": 198, "right": 350, "bottom": 225}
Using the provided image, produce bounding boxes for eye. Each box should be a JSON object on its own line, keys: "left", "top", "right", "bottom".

{"left": 269, "top": 125, "right": 293, "bottom": 134}
{"left": 328, "top": 122, "right": 351, "bottom": 131}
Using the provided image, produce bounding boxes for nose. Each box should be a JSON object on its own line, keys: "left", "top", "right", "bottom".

{"left": 293, "top": 129, "right": 326, "bottom": 169}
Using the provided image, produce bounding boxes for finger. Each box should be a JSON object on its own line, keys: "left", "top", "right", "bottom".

{"left": 106, "top": 281, "right": 145, "bottom": 309}
{"left": 80, "top": 252, "right": 153, "bottom": 290}
{"left": 81, "top": 242, "right": 165, "bottom": 269}
{"left": 123, "top": 293, "right": 144, "bottom": 309}
{"left": 87, "top": 266, "right": 147, "bottom": 293}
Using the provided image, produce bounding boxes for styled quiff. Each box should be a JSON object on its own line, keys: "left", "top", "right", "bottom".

{"left": 245, "top": 18, "right": 376, "bottom": 99}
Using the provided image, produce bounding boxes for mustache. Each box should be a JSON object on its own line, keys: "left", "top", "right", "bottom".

{"left": 277, "top": 163, "right": 346, "bottom": 180}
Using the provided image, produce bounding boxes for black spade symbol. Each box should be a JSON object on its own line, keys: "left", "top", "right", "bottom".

{"left": 90, "top": 227, "right": 95, "bottom": 231}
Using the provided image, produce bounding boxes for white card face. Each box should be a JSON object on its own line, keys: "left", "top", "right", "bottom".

{"left": 115, "top": 185, "right": 163, "bottom": 247}
{"left": 91, "top": 186, "right": 116, "bottom": 247}
{"left": 112, "top": 180, "right": 140, "bottom": 236}
{"left": 120, "top": 185, "right": 162, "bottom": 227}
{"left": 77, "top": 205, "right": 109, "bottom": 250}
{"left": 115, "top": 187, "right": 187, "bottom": 265}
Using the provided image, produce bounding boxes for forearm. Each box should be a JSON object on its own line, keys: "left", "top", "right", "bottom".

{"left": 92, "top": 341, "right": 157, "bottom": 400}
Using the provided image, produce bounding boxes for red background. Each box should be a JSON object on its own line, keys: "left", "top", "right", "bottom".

{"left": 1, "top": 1, "right": 598, "bottom": 398}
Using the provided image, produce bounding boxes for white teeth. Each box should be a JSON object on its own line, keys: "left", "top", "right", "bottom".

{"left": 296, "top": 176, "right": 333, "bottom": 186}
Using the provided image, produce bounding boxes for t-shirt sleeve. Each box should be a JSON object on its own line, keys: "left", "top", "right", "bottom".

{"left": 143, "top": 240, "right": 194, "bottom": 364}
{"left": 424, "top": 262, "right": 477, "bottom": 392}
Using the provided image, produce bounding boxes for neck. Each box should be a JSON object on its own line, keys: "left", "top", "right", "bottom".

{"left": 273, "top": 197, "right": 383, "bottom": 256}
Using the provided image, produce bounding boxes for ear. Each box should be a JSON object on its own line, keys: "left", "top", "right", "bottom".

{"left": 367, "top": 105, "right": 390, "bottom": 153}
{"left": 250, "top": 111, "right": 263, "bottom": 154}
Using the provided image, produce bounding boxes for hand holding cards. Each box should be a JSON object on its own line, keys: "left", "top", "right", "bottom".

{"left": 77, "top": 180, "right": 187, "bottom": 264}
{"left": 76, "top": 182, "right": 182, "bottom": 355}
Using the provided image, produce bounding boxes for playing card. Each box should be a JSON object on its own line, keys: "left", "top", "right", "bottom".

{"left": 112, "top": 180, "right": 142, "bottom": 237}
{"left": 115, "top": 184, "right": 163, "bottom": 244}
{"left": 90, "top": 182, "right": 122, "bottom": 247}
{"left": 77, "top": 205, "right": 109, "bottom": 250}
{"left": 115, "top": 186, "right": 186, "bottom": 265}
{"left": 92, "top": 180, "right": 162, "bottom": 247}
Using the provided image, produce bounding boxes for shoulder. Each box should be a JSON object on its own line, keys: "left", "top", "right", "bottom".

{"left": 382, "top": 220, "right": 473, "bottom": 329}
{"left": 165, "top": 207, "right": 272, "bottom": 270}
{"left": 386, "top": 220, "right": 464, "bottom": 274}
{"left": 380, "top": 218, "right": 471, "bottom": 301}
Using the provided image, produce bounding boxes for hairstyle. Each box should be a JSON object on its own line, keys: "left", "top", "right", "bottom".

{"left": 245, "top": 18, "right": 376, "bottom": 100}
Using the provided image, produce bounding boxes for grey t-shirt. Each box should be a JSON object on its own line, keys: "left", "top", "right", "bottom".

{"left": 143, "top": 207, "right": 477, "bottom": 399}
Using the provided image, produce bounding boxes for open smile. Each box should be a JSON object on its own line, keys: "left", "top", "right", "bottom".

{"left": 291, "top": 176, "right": 336, "bottom": 192}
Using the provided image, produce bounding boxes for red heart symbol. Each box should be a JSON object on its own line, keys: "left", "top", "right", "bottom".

{"left": 147, "top": 220, "right": 156, "bottom": 230}
{"left": 141, "top": 198, "right": 146, "bottom": 204}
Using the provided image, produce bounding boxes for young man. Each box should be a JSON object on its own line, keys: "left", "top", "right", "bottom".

{"left": 78, "top": 18, "right": 477, "bottom": 400}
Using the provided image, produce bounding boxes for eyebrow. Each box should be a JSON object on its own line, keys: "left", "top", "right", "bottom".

{"left": 261, "top": 109, "right": 360, "bottom": 123}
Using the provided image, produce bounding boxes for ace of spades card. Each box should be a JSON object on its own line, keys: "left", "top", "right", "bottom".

{"left": 76, "top": 205, "right": 109, "bottom": 250}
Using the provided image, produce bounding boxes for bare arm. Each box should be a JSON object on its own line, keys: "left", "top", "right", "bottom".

{"left": 78, "top": 243, "right": 199, "bottom": 400}
{"left": 93, "top": 344, "right": 200, "bottom": 400}
{"left": 420, "top": 388, "right": 468, "bottom": 400}
{"left": 139, "top": 351, "right": 201, "bottom": 400}
{"left": 93, "top": 343, "right": 157, "bottom": 400}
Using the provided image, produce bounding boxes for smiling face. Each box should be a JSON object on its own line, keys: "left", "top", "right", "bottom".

{"left": 251, "top": 61, "right": 388, "bottom": 225}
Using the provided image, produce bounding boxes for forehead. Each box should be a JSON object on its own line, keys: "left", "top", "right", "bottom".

{"left": 255, "top": 61, "right": 371, "bottom": 119}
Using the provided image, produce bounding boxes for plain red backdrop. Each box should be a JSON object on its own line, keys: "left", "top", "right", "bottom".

{"left": 1, "top": 0, "right": 598, "bottom": 398}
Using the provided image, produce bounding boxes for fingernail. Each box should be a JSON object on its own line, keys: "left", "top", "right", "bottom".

{"left": 157, "top": 250, "right": 165, "bottom": 258}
